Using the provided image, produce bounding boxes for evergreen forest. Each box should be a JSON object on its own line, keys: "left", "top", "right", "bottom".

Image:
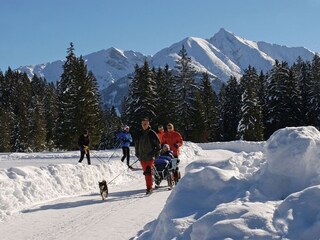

{"left": 1, "top": 43, "right": 320, "bottom": 152}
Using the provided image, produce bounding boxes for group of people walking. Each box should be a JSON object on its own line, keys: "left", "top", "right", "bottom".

{"left": 135, "top": 118, "right": 183, "bottom": 194}
{"left": 77, "top": 117, "right": 183, "bottom": 195}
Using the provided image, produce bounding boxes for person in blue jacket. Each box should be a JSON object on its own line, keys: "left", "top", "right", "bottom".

{"left": 117, "top": 125, "right": 133, "bottom": 168}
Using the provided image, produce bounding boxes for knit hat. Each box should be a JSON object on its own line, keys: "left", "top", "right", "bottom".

{"left": 163, "top": 144, "right": 170, "bottom": 150}
{"left": 141, "top": 116, "right": 150, "bottom": 122}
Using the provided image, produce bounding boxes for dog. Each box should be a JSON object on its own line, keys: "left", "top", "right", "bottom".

{"left": 98, "top": 180, "right": 108, "bottom": 200}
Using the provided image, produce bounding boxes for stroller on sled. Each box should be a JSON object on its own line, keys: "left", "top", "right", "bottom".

{"left": 153, "top": 144, "right": 181, "bottom": 190}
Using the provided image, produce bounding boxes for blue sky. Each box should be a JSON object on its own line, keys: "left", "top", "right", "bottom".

{"left": 1, "top": 0, "right": 319, "bottom": 71}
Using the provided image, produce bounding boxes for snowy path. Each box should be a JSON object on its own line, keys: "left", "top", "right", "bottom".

{"left": 0, "top": 147, "right": 236, "bottom": 240}
{"left": 0, "top": 169, "right": 173, "bottom": 240}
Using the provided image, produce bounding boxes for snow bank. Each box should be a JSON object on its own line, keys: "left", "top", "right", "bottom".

{"left": 0, "top": 142, "right": 200, "bottom": 223}
{"left": 0, "top": 160, "right": 136, "bottom": 222}
{"left": 199, "top": 140, "right": 265, "bottom": 153}
{"left": 136, "top": 126, "right": 320, "bottom": 240}
{"left": 261, "top": 126, "right": 320, "bottom": 199}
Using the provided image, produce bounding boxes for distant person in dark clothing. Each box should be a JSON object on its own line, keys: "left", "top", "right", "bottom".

{"left": 78, "top": 130, "right": 91, "bottom": 165}
{"left": 117, "top": 125, "right": 133, "bottom": 168}
{"left": 135, "top": 117, "right": 161, "bottom": 195}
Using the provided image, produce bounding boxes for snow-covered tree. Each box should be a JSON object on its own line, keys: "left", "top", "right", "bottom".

{"left": 154, "top": 65, "right": 177, "bottom": 127}
{"left": 199, "top": 72, "right": 219, "bottom": 141}
{"left": 124, "top": 60, "right": 158, "bottom": 137}
{"left": 28, "top": 75, "right": 47, "bottom": 151}
{"left": 0, "top": 71, "right": 12, "bottom": 151}
{"left": 309, "top": 54, "right": 320, "bottom": 129}
{"left": 56, "top": 43, "right": 103, "bottom": 150}
{"left": 218, "top": 76, "right": 241, "bottom": 141}
{"left": 237, "top": 66, "right": 264, "bottom": 141}
{"left": 292, "top": 57, "right": 312, "bottom": 125}
{"left": 174, "top": 45, "right": 198, "bottom": 140}
{"left": 265, "top": 61, "right": 301, "bottom": 138}
{"left": 189, "top": 90, "right": 207, "bottom": 142}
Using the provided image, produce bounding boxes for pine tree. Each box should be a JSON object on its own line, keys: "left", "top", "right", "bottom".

{"left": 189, "top": 91, "right": 207, "bottom": 142}
{"left": 284, "top": 68, "right": 302, "bottom": 127}
{"left": 100, "top": 105, "right": 121, "bottom": 149}
{"left": 265, "top": 61, "right": 300, "bottom": 138}
{"left": 199, "top": 72, "right": 219, "bottom": 141}
{"left": 256, "top": 71, "right": 268, "bottom": 131}
{"left": 124, "top": 60, "right": 158, "bottom": 137}
{"left": 0, "top": 71, "right": 11, "bottom": 151}
{"left": 219, "top": 76, "right": 242, "bottom": 141}
{"left": 309, "top": 54, "right": 320, "bottom": 129}
{"left": 73, "top": 56, "right": 103, "bottom": 148}
{"left": 237, "top": 66, "right": 264, "bottom": 141}
{"left": 292, "top": 58, "right": 312, "bottom": 125}
{"left": 154, "top": 65, "right": 176, "bottom": 126}
{"left": 56, "top": 43, "right": 78, "bottom": 149}
{"left": 44, "top": 82, "right": 58, "bottom": 150}
{"left": 174, "top": 45, "right": 198, "bottom": 140}
{"left": 56, "top": 43, "right": 103, "bottom": 149}
{"left": 8, "top": 71, "right": 32, "bottom": 151}
{"left": 28, "top": 75, "right": 47, "bottom": 151}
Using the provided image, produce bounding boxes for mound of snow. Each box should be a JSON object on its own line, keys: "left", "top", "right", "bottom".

{"left": 0, "top": 161, "right": 135, "bottom": 221}
{"left": 136, "top": 126, "right": 320, "bottom": 239}
{"left": 260, "top": 126, "right": 320, "bottom": 199}
{"left": 274, "top": 186, "right": 320, "bottom": 239}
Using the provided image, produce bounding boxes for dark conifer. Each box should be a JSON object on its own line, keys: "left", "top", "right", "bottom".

{"left": 174, "top": 45, "right": 198, "bottom": 140}
{"left": 237, "top": 66, "right": 264, "bottom": 141}
{"left": 199, "top": 72, "right": 219, "bottom": 141}
{"left": 218, "top": 76, "right": 241, "bottom": 141}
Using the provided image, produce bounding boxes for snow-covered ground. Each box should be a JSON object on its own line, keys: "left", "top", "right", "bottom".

{"left": 1, "top": 126, "right": 320, "bottom": 239}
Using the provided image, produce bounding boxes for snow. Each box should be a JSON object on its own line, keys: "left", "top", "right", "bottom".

{"left": 16, "top": 28, "right": 314, "bottom": 91}
{"left": 1, "top": 126, "right": 320, "bottom": 239}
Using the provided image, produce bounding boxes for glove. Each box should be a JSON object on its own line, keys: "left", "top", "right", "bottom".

{"left": 174, "top": 143, "right": 179, "bottom": 148}
{"left": 84, "top": 146, "right": 89, "bottom": 154}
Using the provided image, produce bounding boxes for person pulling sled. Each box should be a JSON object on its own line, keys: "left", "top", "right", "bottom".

{"left": 135, "top": 117, "right": 161, "bottom": 195}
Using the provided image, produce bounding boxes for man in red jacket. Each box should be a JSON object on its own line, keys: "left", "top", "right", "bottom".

{"left": 162, "top": 123, "right": 183, "bottom": 158}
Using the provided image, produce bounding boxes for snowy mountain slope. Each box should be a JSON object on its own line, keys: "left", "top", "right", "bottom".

{"left": 151, "top": 36, "right": 242, "bottom": 81}
{"left": 15, "top": 28, "right": 315, "bottom": 108}
{"left": 209, "top": 28, "right": 278, "bottom": 72}
{"left": 17, "top": 48, "right": 146, "bottom": 90}
{"left": 257, "top": 41, "right": 315, "bottom": 65}
{"left": 209, "top": 28, "right": 314, "bottom": 72}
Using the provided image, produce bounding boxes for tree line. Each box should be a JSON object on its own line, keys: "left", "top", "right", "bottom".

{"left": 0, "top": 43, "right": 320, "bottom": 152}
{"left": 122, "top": 46, "right": 320, "bottom": 143}
{"left": 0, "top": 43, "right": 121, "bottom": 152}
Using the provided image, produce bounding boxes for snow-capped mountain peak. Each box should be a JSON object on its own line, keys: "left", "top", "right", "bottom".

{"left": 209, "top": 28, "right": 275, "bottom": 71}
{"left": 15, "top": 28, "right": 315, "bottom": 109}
{"left": 151, "top": 35, "right": 242, "bottom": 81}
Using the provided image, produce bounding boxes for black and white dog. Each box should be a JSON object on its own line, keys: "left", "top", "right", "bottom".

{"left": 98, "top": 180, "right": 108, "bottom": 200}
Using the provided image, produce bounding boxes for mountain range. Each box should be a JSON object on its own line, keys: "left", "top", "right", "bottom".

{"left": 16, "top": 28, "right": 316, "bottom": 109}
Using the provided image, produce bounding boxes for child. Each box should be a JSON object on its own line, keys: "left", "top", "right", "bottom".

{"left": 155, "top": 144, "right": 174, "bottom": 164}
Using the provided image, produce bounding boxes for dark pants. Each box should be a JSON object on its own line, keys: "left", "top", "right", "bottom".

{"left": 121, "top": 146, "right": 130, "bottom": 165}
{"left": 79, "top": 149, "right": 91, "bottom": 165}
